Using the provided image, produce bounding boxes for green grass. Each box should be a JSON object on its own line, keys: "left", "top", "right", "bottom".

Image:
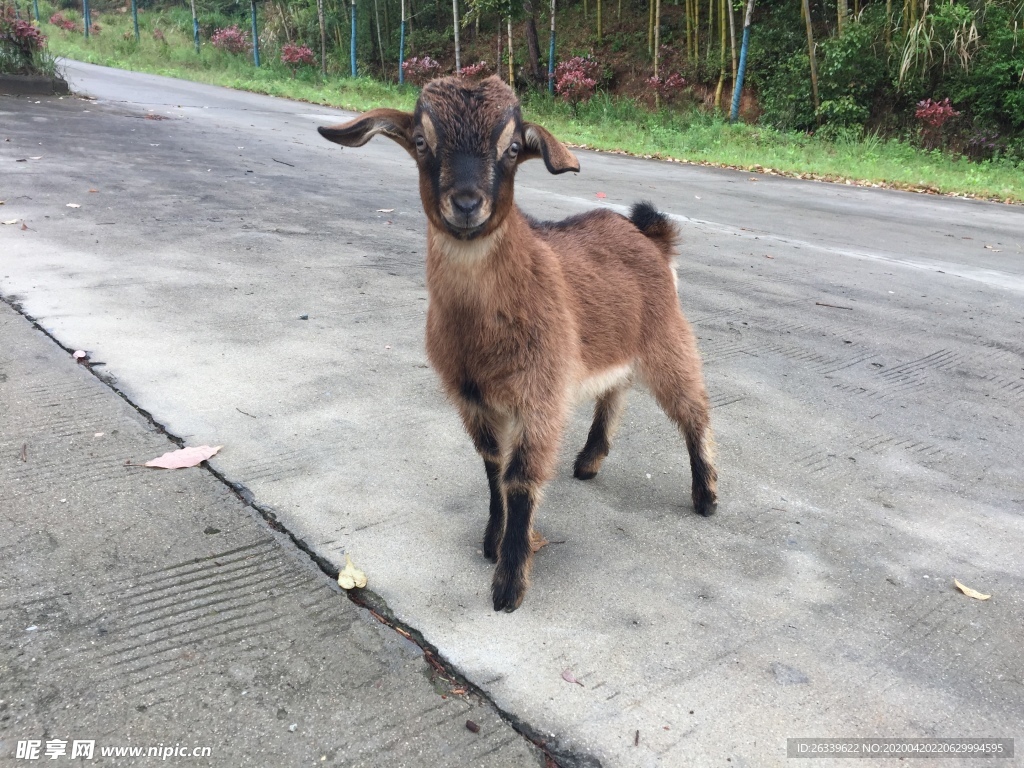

{"left": 42, "top": 9, "right": 1023, "bottom": 203}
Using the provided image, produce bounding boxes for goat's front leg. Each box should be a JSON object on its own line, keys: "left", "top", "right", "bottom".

{"left": 457, "top": 402, "right": 508, "bottom": 562}
{"left": 492, "top": 410, "right": 564, "bottom": 612}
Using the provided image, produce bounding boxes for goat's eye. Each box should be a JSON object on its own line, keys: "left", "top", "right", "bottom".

{"left": 414, "top": 136, "right": 427, "bottom": 153}
{"left": 508, "top": 142, "right": 521, "bottom": 159}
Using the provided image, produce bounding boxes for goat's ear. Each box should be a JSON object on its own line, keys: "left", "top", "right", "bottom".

{"left": 520, "top": 123, "right": 580, "bottom": 174}
{"left": 318, "top": 109, "right": 415, "bottom": 154}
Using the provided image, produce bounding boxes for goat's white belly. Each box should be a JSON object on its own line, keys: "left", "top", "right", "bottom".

{"left": 572, "top": 364, "right": 633, "bottom": 403}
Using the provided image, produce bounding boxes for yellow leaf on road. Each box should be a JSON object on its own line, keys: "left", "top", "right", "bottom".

{"left": 338, "top": 554, "right": 366, "bottom": 590}
{"left": 954, "top": 579, "right": 991, "bottom": 600}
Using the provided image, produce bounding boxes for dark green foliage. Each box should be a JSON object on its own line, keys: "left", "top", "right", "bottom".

{"left": 944, "top": 4, "right": 1024, "bottom": 132}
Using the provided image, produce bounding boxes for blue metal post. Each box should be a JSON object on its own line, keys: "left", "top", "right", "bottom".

{"left": 350, "top": 0, "right": 357, "bottom": 77}
{"left": 729, "top": 26, "right": 748, "bottom": 123}
{"left": 730, "top": 0, "right": 754, "bottom": 123}
{"left": 547, "top": 0, "right": 556, "bottom": 94}
{"left": 398, "top": 19, "right": 406, "bottom": 84}
{"left": 83, "top": 0, "right": 90, "bottom": 39}
{"left": 250, "top": 0, "right": 260, "bottom": 66}
{"left": 548, "top": 30, "right": 555, "bottom": 94}
{"left": 131, "top": 0, "right": 139, "bottom": 41}
{"left": 33, "top": 0, "right": 40, "bottom": 22}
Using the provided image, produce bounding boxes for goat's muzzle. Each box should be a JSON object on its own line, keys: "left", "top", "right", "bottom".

{"left": 442, "top": 190, "right": 490, "bottom": 238}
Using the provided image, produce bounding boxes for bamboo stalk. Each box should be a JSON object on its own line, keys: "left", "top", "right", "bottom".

{"left": 706, "top": 0, "right": 713, "bottom": 59}
{"left": 318, "top": 0, "right": 327, "bottom": 76}
{"left": 654, "top": 0, "right": 661, "bottom": 106}
{"left": 728, "top": 0, "right": 736, "bottom": 81}
{"left": 453, "top": 0, "right": 461, "bottom": 72}
{"left": 374, "top": 0, "right": 386, "bottom": 72}
{"left": 648, "top": 0, "right": 655, "bottom": 55}
{"left": 714, "top": 0, "right": 725, "bottom": 110}
{"left": 685, "top": 0, "right": 693, "bottom": 60}
{"left": 508, "top": 15, "right": 514, "bottom": 85}
{"left": 654, "top": 0, "right": 661, "bottom": 75}
{"left": 801, "top": 0, "right": 820, "bottom": 112}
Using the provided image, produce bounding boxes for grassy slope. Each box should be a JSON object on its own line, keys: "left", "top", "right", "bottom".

{"left": 43, "top": 11, "right": 1023, "bottom": 204}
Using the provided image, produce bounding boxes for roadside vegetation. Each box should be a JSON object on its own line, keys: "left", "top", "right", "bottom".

{"left": 7, "top": 0, "right": 1024, "bottom": 202}
{"left": 1, "top": 3, "right": 59, "bottom": 75}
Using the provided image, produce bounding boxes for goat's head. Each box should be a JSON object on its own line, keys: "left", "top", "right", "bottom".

{"left": 318, "top": 76, "right": 579, "bottom": 240}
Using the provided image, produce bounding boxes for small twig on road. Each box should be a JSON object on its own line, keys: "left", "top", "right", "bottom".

{"left": 273, "top": 158, "right": 295, "bottom": 167}
{"left": 21, "top": 443, "right": 27, "bottom": 462}
{"left": 236, "top": 407, "right": 258, "bottom": 419}
{"left": 815, "top": 301, "right": 853, "bottom": 310}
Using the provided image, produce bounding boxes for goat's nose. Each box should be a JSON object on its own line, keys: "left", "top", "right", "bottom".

{"left": 452, "top": 192, "right": 483, "bottom": 217}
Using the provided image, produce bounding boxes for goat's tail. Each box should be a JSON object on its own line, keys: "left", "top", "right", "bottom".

{"left": 629, "top": 201, "right": 678, "bottom": 259}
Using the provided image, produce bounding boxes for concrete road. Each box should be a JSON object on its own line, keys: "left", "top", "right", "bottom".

{"left": 3, "top": 61, "right": 1023, "bottom": 766}
{"left": 0, "top": 299, "right": 543, "bottom": 767}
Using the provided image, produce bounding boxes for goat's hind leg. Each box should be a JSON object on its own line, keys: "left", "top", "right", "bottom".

{"left": 574, "top": 384, "right": 629, "bottom": 480}
{"left": 642, "top": 329, "right": 718, "bottom": 517}
{"left": 458, "top": 403, "right": 508, "bottom": 562}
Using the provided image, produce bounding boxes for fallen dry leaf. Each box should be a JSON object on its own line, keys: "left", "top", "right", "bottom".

{"left": 20, "top": 222, "right": 28, "bottom": 231}
{"left": 337, "top": 554, "right": 367, "bottom": 589}
{"left": 29, "top": 156, "right": 42, "bottom": 160}
{"left": 144, "top": 445, "right": 222, "bottom": 469}
{"left": 530, "top": 530, "right": 549, "bottom": 552}
{"left": 2, "top": 219, "right": 18, "bottom": 225}
{"left": 561, "top": 669, "right": 584, "bottom": 687}
{"left": 595, "top": 192, "right": 607, "bottom": 199}
{"left": 465, "top": 720, "right": 480, "bottom": 734}
{"left": 66, "top": 203, "right": 80, "bottom": 208}
{"left": 376, "top": 208, "right": 395, "bottom": 213}
{"left": 954, "top": 579, "right": 991, "bottom": 600}
{"left": 89, "top": 188, "right": 99, "bottom": 193}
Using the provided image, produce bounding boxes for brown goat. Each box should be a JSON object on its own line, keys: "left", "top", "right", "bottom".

{"left": 319, "top": 76, "right": 717, "bottom": 612}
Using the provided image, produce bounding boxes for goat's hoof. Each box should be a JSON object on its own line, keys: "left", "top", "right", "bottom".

{"left": 483, "top": 542, "right": 499, "bottom": 563}
{"left": 573, "top": 455, "right": 600, "bottom": 480}
{"left": 574, "top": 467, "right": 598, "bottom": 481}
{"left": 693, "top": 493, "right": 718, "bottom": 517}
{"left": 491, "top": 578, "right": 525, "bottom": 613}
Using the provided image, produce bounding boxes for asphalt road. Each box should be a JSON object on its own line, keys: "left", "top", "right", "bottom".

{"left": 2, "top": 61, "right": 1023, "bottom": 766}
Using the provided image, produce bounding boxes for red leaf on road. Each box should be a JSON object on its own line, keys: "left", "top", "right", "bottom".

{"left": 145, "top": 445, "right": 222, "bottom": 469}
{"left": 595, "top": 192, "right": 606, "bottom": 199}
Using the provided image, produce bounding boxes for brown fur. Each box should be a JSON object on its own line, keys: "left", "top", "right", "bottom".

{"left": 319, "top": 76, "right": 717, "bottom": 612}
